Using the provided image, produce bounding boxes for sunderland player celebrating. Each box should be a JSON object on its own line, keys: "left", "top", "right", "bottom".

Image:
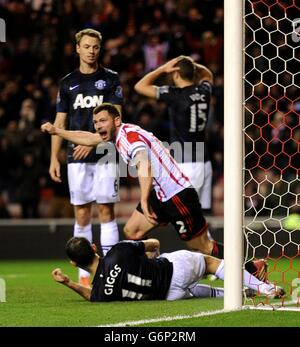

{"left": 51, "top": 237, "right": 284, "bottom": 302}
{"left": 43, "top": 103, "right": 212, "bottom": 253}
{"left": 50, "top": 29, "right": 123, "bottom": 285}
{"left": 42, "top": 103, "right": 269, "bottom": 282}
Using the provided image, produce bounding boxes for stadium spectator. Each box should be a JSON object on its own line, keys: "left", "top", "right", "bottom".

{"left": 0, "top": 194, "right": 11, "bottom": 219}
{"left": 143, "top": 33, "right": 169, "bottom": 72}
{"left": 15, "top": 152, "right": 42, "bottom": 218}
{"left": 47, "top": 148, "right": 74, "bottom": 218}
{"left": 41, "top": 103, "right": 269, "bottom": 283}
{"left": 49, "top": 28, "right": 123, "bottom": 286}
{"left": 51, "top": 237, "right": 283, "bottom": 302}
{"left": 201, "top": 31, "right": 223, "bottom": 68}
{"left": 0, "top": 136, "right": 20, "bottom": 197}
{"left": 18, "top": 98, "right": 36, "bottom": 131}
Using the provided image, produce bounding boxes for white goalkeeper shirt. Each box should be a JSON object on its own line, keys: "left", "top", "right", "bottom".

{"left": 115, "top": 123, "right": 191, "bottom": 202}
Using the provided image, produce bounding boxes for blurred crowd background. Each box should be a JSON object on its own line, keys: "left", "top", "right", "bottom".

{"left": 0, "top": 0, "right": 224, "bottom": 219}
{"left": 0, "top": 0, "right": 298, "bottom": 223}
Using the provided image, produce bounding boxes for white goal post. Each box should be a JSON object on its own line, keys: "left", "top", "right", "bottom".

{"left": 224, "top": 0, "right": 244, "bottom": 310}
{"left": 225, "top": 0, "right": 300, "bottom": 311}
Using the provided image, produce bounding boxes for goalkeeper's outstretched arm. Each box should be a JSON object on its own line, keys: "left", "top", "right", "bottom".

{"left": 41, "top": 122, "right": 102, "bottom": 147}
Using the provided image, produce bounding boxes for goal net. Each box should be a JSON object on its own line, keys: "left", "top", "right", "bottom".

{"left": 244, "top": 0, "right": 300, "bottom": 308}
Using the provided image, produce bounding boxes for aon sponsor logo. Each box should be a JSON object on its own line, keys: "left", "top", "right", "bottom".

{"left": 73, "top": 94, "right": 104, "bottom": 109}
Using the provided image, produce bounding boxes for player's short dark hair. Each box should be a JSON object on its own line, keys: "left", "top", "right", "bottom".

{"left": 93, "top": 103, "right": 121, "bottom": 118}
{"left": 174, "top": 56, "right": 195, "bottom": 82}
{"left": 65, "top": 237, "right": 95, "bottom": 268}
{"left": 75, "top": 28, "right": 102, "bottom": 45}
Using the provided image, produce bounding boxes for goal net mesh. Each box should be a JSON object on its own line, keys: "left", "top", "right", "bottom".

{"left": 244, "top": 0, "right": 300, "bottom": 306}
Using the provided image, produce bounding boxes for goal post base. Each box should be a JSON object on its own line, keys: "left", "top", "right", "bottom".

{"left": 244, "top": 304, "right": 300, "bottom": 313}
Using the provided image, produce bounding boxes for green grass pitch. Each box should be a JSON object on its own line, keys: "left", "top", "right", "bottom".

{"left": 0, "top": 259, "right": 300, "bottom": 327}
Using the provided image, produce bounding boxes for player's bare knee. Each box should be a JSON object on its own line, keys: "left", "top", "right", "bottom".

{"left": 97, "top": 203, "right": 115, "bottom": 223}
{"left": 75, "top": 205, "right": 92, "bottom": 226}
{"left": 123, "top": 225, "right": 135, "bottom": 239}
{"left": 123, "top": 224, "right": 145, "bottom": 240}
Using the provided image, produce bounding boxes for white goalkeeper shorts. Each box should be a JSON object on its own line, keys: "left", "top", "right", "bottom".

{"left": 160, "top": 250, "right": 206, "bottom": 301}
{"left": 67, "top": 162, "right": 120, "bottom": 206}
{"left": 178, "top": 161, "right": 212, "bottom": 209}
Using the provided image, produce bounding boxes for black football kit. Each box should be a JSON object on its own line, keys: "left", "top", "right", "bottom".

{"left": 56, "top": 67, "right": 123, "bottom": 163}
{"left": 90, "top": 241, "right": 173, "bottom": 302}
{"left": 158, "top": 81, "right": 212, "bottom": 162}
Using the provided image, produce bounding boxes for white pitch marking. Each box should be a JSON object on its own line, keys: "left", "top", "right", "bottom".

{"left": 1, "top": 274, "right": 27, "bottom": 279}
{"left": 95, "top": 308, "right": 236, "bottom": 327}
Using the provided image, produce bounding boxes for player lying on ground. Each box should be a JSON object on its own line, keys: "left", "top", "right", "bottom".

{"left": 52, "top": 237, "right": 284, "bottom": 302}
{"left": 41, "top": 103, "right": 267, "bottom": 282}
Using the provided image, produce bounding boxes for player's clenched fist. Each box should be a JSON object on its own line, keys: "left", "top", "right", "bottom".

{"left": 52, "top": 268, "right": 70, "bottom": 284}
{"left": 41, "top": 122, "right": 57, "bottom": 135}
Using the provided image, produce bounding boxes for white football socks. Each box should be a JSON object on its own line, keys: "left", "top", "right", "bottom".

{"left": 74, "top": 222, "right": 92, "bottom": 280}
{"left": 100, "top": 219, "right": 119, "bottom": 256}
{"left": 189, "top": 283, "right": 224, "bottom": 298}
{"left": 215, "top": 259, "right": 269, "bottom": 293}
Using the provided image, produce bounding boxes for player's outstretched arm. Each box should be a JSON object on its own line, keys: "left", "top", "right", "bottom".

{"left": 41, "top": 122, "right": 102, "bottom": 147}
{"left": 134, "top": 57, "right": 180, "bottom": 98}
{"left": 52, "top": 268, "right": 91, "bottom": 301}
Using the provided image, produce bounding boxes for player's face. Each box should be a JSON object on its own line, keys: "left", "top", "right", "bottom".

{"left": 76, "top": 35, "right": 100, "bottom": 65}
{"left": 93, "top": 111, "right": 120, "bottom": 142}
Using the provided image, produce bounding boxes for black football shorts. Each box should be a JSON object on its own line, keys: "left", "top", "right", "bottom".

{"left": 136, "top": 187, "right": 207, "bottom": 241}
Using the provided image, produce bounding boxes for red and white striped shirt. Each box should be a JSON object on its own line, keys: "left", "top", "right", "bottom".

{"left": 116, "top": 123, "right": 191, "bottom": 202}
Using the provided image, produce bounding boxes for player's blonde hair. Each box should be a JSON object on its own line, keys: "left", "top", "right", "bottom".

{"left": 75, "top": 28, "right": 102, "bottom": 45}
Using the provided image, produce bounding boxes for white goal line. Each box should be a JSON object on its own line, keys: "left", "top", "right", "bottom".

{"left": 96, "top": 300, "right": 300, "bottom": 327}
{"left": 94, "top": 308, "right": 237, "bottom": 327}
